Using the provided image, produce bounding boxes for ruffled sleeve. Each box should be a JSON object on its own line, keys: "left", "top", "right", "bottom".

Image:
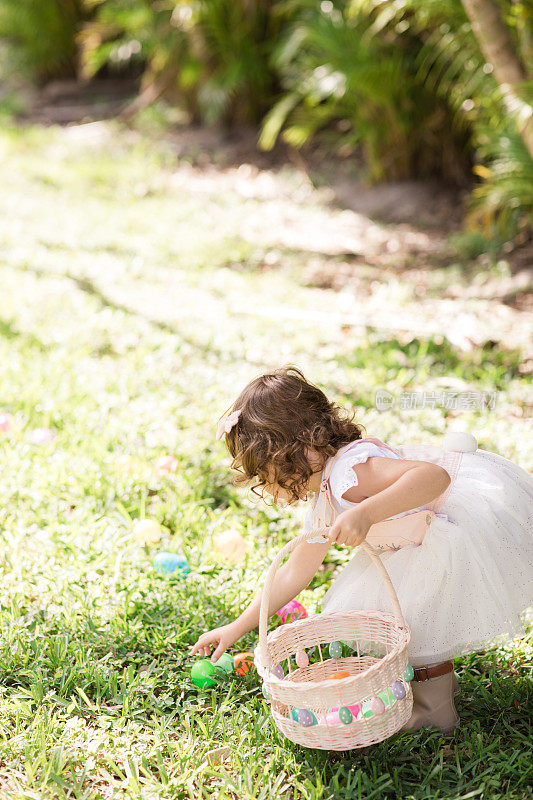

{"left": 329, "top": 442, "right": 400, "bottom": 510}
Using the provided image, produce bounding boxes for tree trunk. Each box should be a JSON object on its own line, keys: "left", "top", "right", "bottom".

{"left": 461, "top": 0, "right": 533, "bottom": 159}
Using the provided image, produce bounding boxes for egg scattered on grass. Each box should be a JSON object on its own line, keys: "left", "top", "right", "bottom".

{"left": 213, "top": 652, "right": 234, "bottom": 674}
{"left": 133, "top": 518, "right": 162, "bottom": 546}
{"left": 276, "top": 600, "right": 307, "bottom": 624}
{"left": 115, "top": 454, "right": 137, "bottom": 473}
{"left": 154, "top": 454, "right": 179, "bottom": 477}
{"left": 0, "top": 413, "right": 13, "bottom": 432}
{"left": 28, "top": 427, "right": 56, "bottom": 445}
{"left": 191, "top": 659, "right": 217, "bottom": 689}
{"left": 234, "top": 652, "right": 255, "bottom": 675}
{"left": 213, "top": 530, "right": 248, "bottom": 563}
{"left": 191, "top": 654, "right": 234, "bottom": 688}
{"left": 153, "top": 552, "right": 189, "bottom": 576}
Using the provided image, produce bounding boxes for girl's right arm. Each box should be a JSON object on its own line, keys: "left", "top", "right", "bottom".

{"left": 190, "top": 538, "right": 332, "bottom": 662}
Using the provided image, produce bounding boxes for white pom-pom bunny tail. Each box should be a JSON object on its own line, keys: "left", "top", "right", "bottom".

{"left": 443, "top": 432, "right": 478, "bottom": 453}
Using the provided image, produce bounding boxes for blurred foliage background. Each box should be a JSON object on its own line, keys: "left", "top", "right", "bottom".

{"left": 0, "top": 0, "right": 532, "bottom": 242}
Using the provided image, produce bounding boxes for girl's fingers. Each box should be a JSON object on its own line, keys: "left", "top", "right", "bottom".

{"left": 191, "top": 637, "right": 215, "bottom": 656}
{"left": 211, "top": 641, "right": 227, "bottom": 663}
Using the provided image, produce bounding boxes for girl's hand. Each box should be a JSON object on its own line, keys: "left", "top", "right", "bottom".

{"left": 190, "top": 622, "right": 242, "bottom": 663}
{"left": 327, "top": 506, "right": 373, "bottom": 548}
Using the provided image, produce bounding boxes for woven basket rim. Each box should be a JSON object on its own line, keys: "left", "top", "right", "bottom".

{"left": 255, "top": 609, "right": 411, "bottom": 692}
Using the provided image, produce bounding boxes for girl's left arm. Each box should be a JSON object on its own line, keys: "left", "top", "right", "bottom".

{"left": 328, "top": 458, "right": 450, "bottom": 547}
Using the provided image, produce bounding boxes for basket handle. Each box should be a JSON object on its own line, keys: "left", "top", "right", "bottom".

{"left": 257, "top": 529, "right": 407, "bottom": 669}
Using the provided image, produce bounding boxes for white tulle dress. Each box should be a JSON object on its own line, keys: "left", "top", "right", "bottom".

{"left": 304, "top": 437, "right": 533, "bottom": 667}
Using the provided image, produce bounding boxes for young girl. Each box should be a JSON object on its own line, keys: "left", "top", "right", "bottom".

{"left": 191, "top": 366, "right": 533, "bottom": 734}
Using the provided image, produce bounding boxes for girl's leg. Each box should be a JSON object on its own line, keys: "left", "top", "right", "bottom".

{"left": 401, "top": 660, "right": 460, "bottom": 735}
{"left": 452, "top": 670, "right": 460, "bottom": 696}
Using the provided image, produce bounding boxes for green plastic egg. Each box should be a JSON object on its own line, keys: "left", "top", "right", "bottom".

{"left": 403, "top": 664, "right": 414, "bottom": 682}
{"left": 328, "top": 641, "right": 343, "bottom": 659}
{"left": 339, "top": 706, "right": 353, "bottom": 725}
{"left": 215, "top": 652, "right": 235, "bottom": 674}
{"left": 261, "top": 681, "right": 270, "bottom": 700}
{"left": 191, "top": 659, "right": 217, "bottom": 688}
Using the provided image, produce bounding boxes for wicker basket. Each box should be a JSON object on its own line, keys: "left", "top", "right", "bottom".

{"left": 254, "top": 530, "right": 414, "bottom": 750}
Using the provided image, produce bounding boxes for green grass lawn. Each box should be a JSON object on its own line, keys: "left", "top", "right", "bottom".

{"left": 0, "top": 120, "right": 531, "bottom": 799}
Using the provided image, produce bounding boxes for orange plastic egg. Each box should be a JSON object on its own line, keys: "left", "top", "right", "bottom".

{"left": 234, "top": 652, "right": 255, "bottom": 675}
{"left": 329, "top": 671, "right": 351, "bottom": 680}
{"left": 213, "top": 530, "right": 248, "bottom": 563}
{"left": 154, "top": 454, "right": 179, "bottom": 477}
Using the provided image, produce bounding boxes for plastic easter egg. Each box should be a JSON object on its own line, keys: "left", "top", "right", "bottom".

{"left": 133, "top": 519, "right": 162, "bottom": 546}
{"left": 115, "top": 454, "right": 137, "bottom": 473}
{"left": 370, "top": 697, "right": 386, "bottom": 715}
{"left": 325, "top": 703, "right": 361, "bottom": 725}
{"left": 213, "top": 530, "right": 248, "bottom": 563}
{"left": 29, "top": 427, "right": 55, "bottom": 445}
{"left": 338, "top": 706, "right": 353, "bottom": 725}
{"left": 392, "top": 680, "right": 406, "bottom": 699}
{"left": 234, "top": 652, "right": 255, "bottom": 675}
{"left": 214, "top": 652, "right": 235, "bottom": 675}
{"left": 261, "top": 681, "right": 270, "bottom": 700}
{"left": 153, "top": 552, "right": 189, "bottom": 576}
{"left": 295, "top": 649, "right": 309, "bottom": 668}
{"left": 0, "top": 413, "right": 13, "bottom": 432}
{"left": 324, "top": 708, "right": 340, "bottom": 726}
{"left": 328, "top": 641, "right": 343, "bottom": 659}
{"left": 443, "top": 432, "right": 477, "bottom": 453}
{"left": 191, "top": 659, "right": 217, "bottom": 688}
{"left": 329, "top": 671, "right": 350, "bottom": 680}
{"left": 290, "top": 708, "right": 300, "bottom": 722}
{"left": 403, "top": 664, "right": 414, "bottom": 682}
{"left": 271, "top": 663, "right": 284, "bottom": 680}
{"left": 298, "top": 709, "right": 317, "bottom": 727}
{"left": 154, "top": 454, "right": 179, "bottom": 477}
{"left": 276, "top": 600, "right": 308, "bottom": 624}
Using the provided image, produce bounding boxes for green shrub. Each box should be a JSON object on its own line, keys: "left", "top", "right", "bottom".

{"left": 79, "top": 0, "right": 290, "bottom": 125}
{"left": 260, "top": 0, "right": 532, "bottom": 233}
{"left": 0, "top": 0, "right": 89, "bottom": 82}
{"left": 260, "top": 0, "right": 472, "bottom": 182}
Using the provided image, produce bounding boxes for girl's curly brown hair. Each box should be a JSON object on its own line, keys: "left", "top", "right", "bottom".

{"left": 220, "top": 365, "right": 365, "bottom": 503}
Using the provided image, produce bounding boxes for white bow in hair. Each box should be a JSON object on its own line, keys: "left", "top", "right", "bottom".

{"left": 216, "top": 409, "right": 242, "bottom": 440}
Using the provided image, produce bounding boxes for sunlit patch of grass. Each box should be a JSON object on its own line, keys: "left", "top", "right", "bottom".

{"left": 0, "top": 121, "right": 531, "bottom": 799}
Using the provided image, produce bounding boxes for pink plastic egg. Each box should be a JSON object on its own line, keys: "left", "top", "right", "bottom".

{"left": 276, "top": 600, "right": 308, "bottom": 624}
{"left": 29, "top": 427, "right": 56, "bottom": 445}
{"left": 0, "top": 413, "right": 13, "bottom": 433}
{"left": 370, "top": 697, "right": 386, "bottom": 715}
{"left": 295, "top": 649, "right": 309, "bottom": 668}
{"left": 324, "top": 703, "right": 361, "bottom": 726}
{"left": 154, "top": 454, "right": 178, "bottom": 477}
